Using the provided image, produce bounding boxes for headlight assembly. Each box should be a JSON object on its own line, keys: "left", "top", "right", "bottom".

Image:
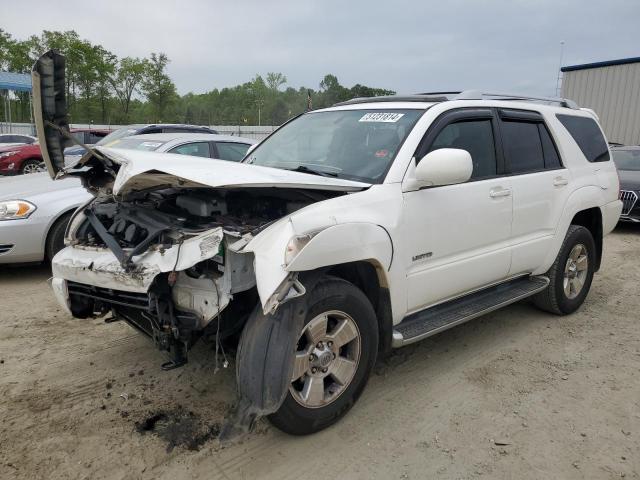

{"left": 284, "top": 232, "right": 317, "bottom": 265}
{"left": 0, "top": 151, "right": 18, "bottom": 159}
{"left": 0, "top": 200, "right": 37, "bottom": 220}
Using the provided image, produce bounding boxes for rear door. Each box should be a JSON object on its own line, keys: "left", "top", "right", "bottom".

{"left": 499, "top": 109, "right": 571, "bottom": 275}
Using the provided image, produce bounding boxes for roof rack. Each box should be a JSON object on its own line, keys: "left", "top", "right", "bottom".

{"left": 333, "top": 94, "right": 449, "bottom": 106}
{"left": 419, "top": 90, "right": 578, "bottom": 109}
{"left": 333, "top": 90, "right": 578, "bottom": 109}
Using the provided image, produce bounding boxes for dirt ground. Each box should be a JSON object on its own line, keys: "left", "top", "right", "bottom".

{"left": 1, "top": 225, "right": 639, "bottom": 480}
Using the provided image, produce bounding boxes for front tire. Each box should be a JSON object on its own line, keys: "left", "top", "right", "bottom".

{"left": 20, "top": 159, "right": 41, "bottom": 174}
{"left": 533, "top": 225, "right": 596, "bottom": 315}
{"left": 268, "top": 276, "right": 378, "bottom": 435}
{"left": 46, "top": 213, "right": 72, "bottom": 261}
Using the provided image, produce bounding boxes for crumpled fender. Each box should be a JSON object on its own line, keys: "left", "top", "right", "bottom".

{"left": 219, "top": 271, "right": 322, "bottom": 441}
{"left": 245, "top": 220, "right": 393, "bottom": 313}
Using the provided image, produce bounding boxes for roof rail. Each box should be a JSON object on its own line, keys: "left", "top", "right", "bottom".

{"left": 332, "top": 91, "right": 579, "bottom": 109}
{"left": 452, "top": 90, "right": 578, "bottom": 109}
{"left": 334, "top": 94, "right": 449, "bottom": 106}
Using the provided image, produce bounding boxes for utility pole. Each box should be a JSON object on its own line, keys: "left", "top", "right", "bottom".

{"left": 555, "top": 41, "right": 565, "bottom": 97}
{"left": 255, "top": 99, "right": 264, "bottom": 126}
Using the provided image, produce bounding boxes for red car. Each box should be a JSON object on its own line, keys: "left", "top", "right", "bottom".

{"left": 0, "top": 128, "right": 111, "bottom": 175}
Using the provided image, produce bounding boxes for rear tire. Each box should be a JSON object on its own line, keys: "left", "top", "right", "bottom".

{"left": 268, "top": 276, "right": 378, "bottom": 435}
{"left": 45, "top": 213, "right": 72, "bottom": 261}
{"left": 533, "top": 225, "right": 596, "bottom": 315}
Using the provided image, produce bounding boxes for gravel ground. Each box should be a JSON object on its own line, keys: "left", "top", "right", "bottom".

{"left": 1, "top": 224, "right": 639, "bottom": 480}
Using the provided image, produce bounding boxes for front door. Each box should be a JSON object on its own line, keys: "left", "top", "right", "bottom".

{"left": 401, "top": 109, "right": 513, "bottom": 313}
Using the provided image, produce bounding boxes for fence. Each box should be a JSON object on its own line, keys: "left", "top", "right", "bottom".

{"left": 0, "top": 122, "right": 278, "bottom": 141}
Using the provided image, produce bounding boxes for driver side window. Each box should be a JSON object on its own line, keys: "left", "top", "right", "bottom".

{"left": 428, "top": 120, "right": 497, "bottom": 179}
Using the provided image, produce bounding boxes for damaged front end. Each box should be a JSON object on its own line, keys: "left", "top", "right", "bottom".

{"left": 54, "top": 183, "right": 339, "bottom": 369}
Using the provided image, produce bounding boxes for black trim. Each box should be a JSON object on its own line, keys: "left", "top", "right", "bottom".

{"left": 414, "top": 107, "right": 505, "bottom": 180}
{"left": 497, "top": 108, "right": 543, "bottom": 122}
{"left": 496, "top": 110, "right": 565, "bottom": 174}
{"left": 561, "top": 56, "right": 640, "bottom": 72}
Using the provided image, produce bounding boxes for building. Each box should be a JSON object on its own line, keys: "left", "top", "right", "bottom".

{"left": 561, "top": 57, "right": 640, "bottom": 145}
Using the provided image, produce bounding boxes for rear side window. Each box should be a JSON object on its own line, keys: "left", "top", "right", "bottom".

{"left": 428, "top": 120, "right": 497, "bottom": 179}
{"left": 538, "top": 125, "right": 561, "bottom": 169}
{"left": 169, "top": 142, "right": 211, "bottom": 158}
{"left": 501, "top": 121, "right": 544, "bottom": 173}
{"left": 215, "top": 142, "right": 251, "bottom": 162}
{"left": 556, "top": 114, "right": 610, "bottom": 162}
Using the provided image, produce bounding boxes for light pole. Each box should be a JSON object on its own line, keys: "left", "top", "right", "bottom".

{"left": 555, "top": 41, "right": 565, "bottom": 97}
{"left": 255, "top": 99, "right": 264, "bottom": 126}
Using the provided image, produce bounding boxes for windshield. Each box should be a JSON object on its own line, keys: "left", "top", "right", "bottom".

{"left": 109, "top": 137, "right": 167, "bottom": 151}
{"left": 97, "top": 127, "right": 140, "bottom": 146}
{"left": 613, "top": 149, "right": 640, "bottom": 171}
{"left": 246, "top": 109, "right": 424, "bottom": 183}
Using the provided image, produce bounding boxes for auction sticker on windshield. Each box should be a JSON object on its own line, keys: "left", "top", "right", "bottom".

{"left": 359, "top": 112, "right": 405, "bottom": 122}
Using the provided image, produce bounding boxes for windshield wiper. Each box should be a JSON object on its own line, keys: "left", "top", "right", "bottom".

{"left": 286, "top": 165, "right": 338, "bottom": 178}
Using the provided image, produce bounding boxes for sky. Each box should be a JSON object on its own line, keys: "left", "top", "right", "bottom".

{"left": 3, "top": 0, "right": 639, "bottom": 97}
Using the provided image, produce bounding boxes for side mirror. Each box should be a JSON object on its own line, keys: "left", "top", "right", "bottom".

{"left": 415, "top": 148, "right": 473, "bottom": 186}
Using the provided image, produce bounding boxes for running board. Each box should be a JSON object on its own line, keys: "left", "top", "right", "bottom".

{"left": 392, "top": 276, "right": 549, "bottom": 348}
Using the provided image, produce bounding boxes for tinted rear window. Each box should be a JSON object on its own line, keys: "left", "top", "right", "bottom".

{"left": 556, "top": 114, "right": 610, "bottom": 162}
{"left": 538, "top": 124, "right": 562, "bottom": 169}
{"left": 501, "top": 120, "right": 544, "bottom": 173}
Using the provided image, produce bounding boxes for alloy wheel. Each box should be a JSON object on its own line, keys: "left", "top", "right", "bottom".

{"left": 290, "top": 310, "right": 361, "bottom": 409}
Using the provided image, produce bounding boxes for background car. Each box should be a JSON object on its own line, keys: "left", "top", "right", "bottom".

{"left": 63, "top": 123, "right": 218, "bottom": 161}
{"left": 0, "top": 133, "right": 37, "bottom": 148}
{"left": 0, "top": 128, "right": 112, "bottom": 175}
{"left": 0, "top": 133, "right": 255, "bottom": 264}
{"left": 612, "top": 145, "right": 640, "bottom": 222}
{"left": 105, "top": 132, "right": 255, "bottom": 161}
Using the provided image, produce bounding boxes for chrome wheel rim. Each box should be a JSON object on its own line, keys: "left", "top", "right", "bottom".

{"left": 290, "top": 310, "right": 361, "bottom": 409}
{"left": 563, "top": 243, "right": 588, "bottom": 299}
{"left": 22, "top": 163, "right": 40, "bottom": 174}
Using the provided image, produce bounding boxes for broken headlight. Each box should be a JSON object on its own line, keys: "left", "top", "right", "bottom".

{"left": 284, "top": 232, "right": 317, "bottom": 265}
{"left": 0, "top": 200, "right": 37, "bottom": 220}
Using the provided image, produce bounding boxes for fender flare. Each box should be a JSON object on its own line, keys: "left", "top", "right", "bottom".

{"left": 287, "top": 222, "right": 393, "bottom": 272}
{"left": 534, "top": 185, "right": 604, "bottom": 275}
{"left": 247, "top": 222, "right": 393, "bottom": 313}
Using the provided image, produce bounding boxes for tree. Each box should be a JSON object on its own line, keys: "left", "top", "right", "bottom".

{"left": 109, "top": 57, "right": 147, "bottom": 122}
{"left": 266, "top": 72, "right": 287, "bottom": 91}
{"left": 0, "top": 29, "right": 12, "bottom": 70}
{"left": 141, "top": 52, "right": 177, "bottom": 122}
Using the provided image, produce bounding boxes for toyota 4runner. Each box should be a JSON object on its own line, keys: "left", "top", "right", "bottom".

{"left": 32, "top": 51, "right": 622, "bottom": 437}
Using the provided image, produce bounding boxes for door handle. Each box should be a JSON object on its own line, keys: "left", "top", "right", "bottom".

{"left": 553, "top": 176, "right": 569, "bottom": 187}
{"left": 489, "top": 187, "right": 511, "bottom": 198}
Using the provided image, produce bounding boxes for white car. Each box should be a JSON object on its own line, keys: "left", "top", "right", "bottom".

{"left": 33, "top": 51, "right": 622, "bottom": 438}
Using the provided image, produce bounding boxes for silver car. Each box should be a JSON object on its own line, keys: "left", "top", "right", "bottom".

{"left": 0, "top": 133, "right": 256, "bottom": 264}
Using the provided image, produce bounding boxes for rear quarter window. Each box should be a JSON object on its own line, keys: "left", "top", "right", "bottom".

{"left": 556, "top": 114, "right": 610, "bottom": 163}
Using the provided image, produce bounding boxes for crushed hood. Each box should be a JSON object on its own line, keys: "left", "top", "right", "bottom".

{"left": 76, "top": 146, "right": 371, "bottom": 195}
{"left": 31, "top": 50, "right": 370, "bottom": 194}
{"left": 31, "top": 50, "right": 71, "bottom": 179}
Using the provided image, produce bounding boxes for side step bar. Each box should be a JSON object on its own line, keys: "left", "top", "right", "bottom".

{"left": 392, "top": 276, "right": 549, "bottom": 348}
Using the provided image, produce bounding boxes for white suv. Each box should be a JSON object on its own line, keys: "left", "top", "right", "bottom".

{"left": 33, "top": 51, "right": 622, "bottom": 438}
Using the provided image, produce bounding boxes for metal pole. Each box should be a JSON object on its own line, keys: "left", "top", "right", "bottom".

{"left": 555, "top": 41, "right": 565, "bottom": 97}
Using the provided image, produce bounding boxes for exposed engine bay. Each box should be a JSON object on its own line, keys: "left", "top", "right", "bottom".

{"left": 63, "top": 186, "right": 342, "bottom": 369}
